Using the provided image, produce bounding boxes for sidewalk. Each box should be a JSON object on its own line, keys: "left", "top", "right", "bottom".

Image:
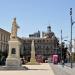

{"left": 64, "top": 63, "right": 75, "bottom": 68}
{"left": 0, "top": 63, "right": 54, "bottom": 75}
{"left": 59, "top": 63, "right": 75, "bottom": 75}
{"left": 50, "top": 63, "right": 75, "bottom": 75}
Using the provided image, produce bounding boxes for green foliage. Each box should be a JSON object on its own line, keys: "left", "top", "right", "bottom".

{"left": 62, "top": 47, "right": 68, "bottom": 60}
{"left": 0, "top": 50, "right": 3, "bottom": 58}
{"left": 0, "top": 50, "right": 3, "bottom": 62}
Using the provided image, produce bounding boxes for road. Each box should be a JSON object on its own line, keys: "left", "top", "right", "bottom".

{"left": 49, "top": 63, "right": 75, "bottom": 75}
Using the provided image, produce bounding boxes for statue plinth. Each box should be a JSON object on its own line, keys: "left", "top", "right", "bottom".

{"left": 6, "top": 39, "right": 21, "bottom": 67}
{"left": 5, "top": 39, "right": 27, "bottom": 70}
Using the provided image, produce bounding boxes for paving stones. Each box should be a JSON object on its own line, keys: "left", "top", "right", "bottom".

{"left": 0, "top": 63, "right": 54, "bottom": 75}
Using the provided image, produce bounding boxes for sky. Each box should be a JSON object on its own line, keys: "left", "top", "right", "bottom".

{"left": 0, "top": 0, "right": 75, "bottom": 42}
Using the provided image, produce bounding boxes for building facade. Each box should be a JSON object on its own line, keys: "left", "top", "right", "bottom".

{"left": 0, "top": 28, "right": 10, "bottom": 56}
{"left": 21, "top": 26, "right": 59, "bottom": 61}
{"left": 22, "top": 37, "right": 58, "bottom": 61}
{"left": 29, "top": 30, "right": 40, "bottom": 38}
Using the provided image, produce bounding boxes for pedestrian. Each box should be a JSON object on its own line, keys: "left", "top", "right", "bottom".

{"left": 62, "top": 59, "right": 64, "bottom": 67}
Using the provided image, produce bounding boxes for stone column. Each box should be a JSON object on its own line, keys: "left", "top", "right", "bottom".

{"left": 26, "top": 40, "right": 39, "bottom": 65}
{"left": 30, "top": 40, "right": 36, "bottom": 62}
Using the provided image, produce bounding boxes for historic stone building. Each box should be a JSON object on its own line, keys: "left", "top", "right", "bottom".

{"left": 21, "top": 26, "right": 59, "bottom": 61}
{"left": 0, "top": 28, "right": 10, "bottom": 55}
{"left": 29, "top": 30, "right": 40, "bottom": 38}
{"left": 0, "top": 26, "right": 59, "bottom": 62}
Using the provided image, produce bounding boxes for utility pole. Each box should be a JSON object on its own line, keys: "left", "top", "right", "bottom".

{"left": 70, "top": 8, "right": 75, "bottom": 68}
{"left": 70, "top": 8, "right": 73, "bottom": 68}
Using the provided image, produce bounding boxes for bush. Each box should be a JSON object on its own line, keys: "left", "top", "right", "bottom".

{"left": 0, "top": 50, "right": 3, "bottom": 65}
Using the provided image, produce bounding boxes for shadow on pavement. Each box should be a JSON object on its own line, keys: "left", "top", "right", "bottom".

{"left": 0, "top": 66, "right": 29, "bottom": 71}
{"left": 28, "top": 69, "right": 49, "bottom": 70}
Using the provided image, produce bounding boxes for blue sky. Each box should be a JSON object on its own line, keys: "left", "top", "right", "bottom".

{"left": 0, "top": 0, "right": 75, "bottom": 42}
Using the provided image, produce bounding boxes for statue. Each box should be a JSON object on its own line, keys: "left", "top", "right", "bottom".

{"left": 6, "top": 18, "right": 26, "bottom": 70}
{"left": 10, "top": 18, "right": 19, "bottom": 39}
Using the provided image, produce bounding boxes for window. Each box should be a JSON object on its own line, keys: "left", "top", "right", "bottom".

{"left": 1, "top": 33, "right": 3, "bottom": 40}
{"left": 37, "top": 40, "right": 39, "bottom": 43}
{"left": 4, "top": 35, "right": 5, "bottom": 41}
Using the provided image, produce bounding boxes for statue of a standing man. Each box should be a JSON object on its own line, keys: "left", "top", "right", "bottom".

{"left": 10, "top": 18, "right": 19, "bottom": 39}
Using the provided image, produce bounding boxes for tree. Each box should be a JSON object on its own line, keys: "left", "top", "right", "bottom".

{"left": 59, "top": 42, "right": 67, "bottom": 62}
{"left": 0, "top": 50, "right": 3, "bottom": 65}
{"left": 62, "top": 47, "right": 68, "bottom": 62}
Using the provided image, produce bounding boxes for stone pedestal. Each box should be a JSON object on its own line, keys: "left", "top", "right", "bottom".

{"left": 6, "top": 40, "right": 21, "bottom": 67}
{"left": 6, "top": 58, "right": 21, "bottom": 67}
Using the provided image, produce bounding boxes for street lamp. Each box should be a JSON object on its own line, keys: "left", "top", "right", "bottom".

{"left": 70, "top": 8, "right": 75, "bottom": 68}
